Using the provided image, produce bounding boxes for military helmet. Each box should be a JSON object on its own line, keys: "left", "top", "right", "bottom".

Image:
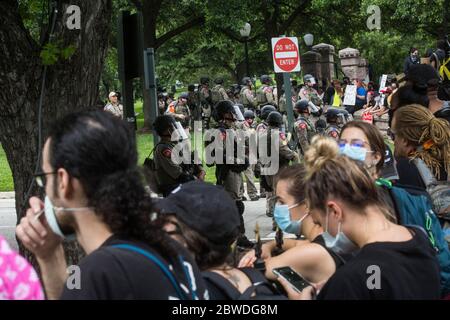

{"left": 260, "top": 105, "right": 277, "bottom": 120}
{"left": 303, "top": 74, "right": 314, "bottom": 83}
{"left": 326, "top": 108, "right": 348, "bottom": 124}
{"left": 244, "top": 110, "right": 255, "bottom": 119}
{"left": 267, "top": 111, "right": 283, "bottom": 127}
{"left": 200, "top": 76, "right": 210, "bottom": 85}
{"left": 214, "top": 78, "right": 224, "bottom": 85}
{"left": 214, "top": 100, "right": 236, "bottom": 121}
{"left": 294, "top": 99, "right": 310, "bottom": 112}
{"left": 241, "top": 77, "right": 252, "bottom": 86}
{"left": 178, "top": 92, "right": 189, "bottom": 100}
{"left": 260, "top": 75, "right": 272, "bottom": 84}
{"left": 153, "top": 115, "right": 177, "bottom": 136}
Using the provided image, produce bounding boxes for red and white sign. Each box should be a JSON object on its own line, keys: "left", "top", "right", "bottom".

{"left": 271, "top": 37, "right": 301, "bottom": 73}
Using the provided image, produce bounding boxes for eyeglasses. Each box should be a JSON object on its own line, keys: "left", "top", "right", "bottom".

{"left": 34, "top": 171, "right": 57, "bottom": 188}
{"left": 337, "top": 139, "right": 369, "bottom": 149}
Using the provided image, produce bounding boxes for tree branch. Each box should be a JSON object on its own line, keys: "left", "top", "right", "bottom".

{"left": 156, "top": 16, "right": 205, "bottom": 48}
{"left": 279, "top": 0, "right": 312, "bottom": 33}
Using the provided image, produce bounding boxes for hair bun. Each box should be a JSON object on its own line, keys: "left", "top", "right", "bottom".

{"left": 304, "top": 136, "right": 340, "bottom": 175}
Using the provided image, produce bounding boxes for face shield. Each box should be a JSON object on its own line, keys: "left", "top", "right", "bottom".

{"left": 170, "top": 121, "right": 189, "bottom": 141}
{"left": 233, "top": 105, "right": 245, "bottom": 122}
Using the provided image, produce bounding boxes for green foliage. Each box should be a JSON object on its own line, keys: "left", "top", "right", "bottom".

{"left": 40, "top": 41, "right": 76, "bottom": 66}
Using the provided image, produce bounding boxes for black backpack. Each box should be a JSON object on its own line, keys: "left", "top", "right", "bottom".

{"left": 202, "top": 268, "right": 287, "bottom": 300}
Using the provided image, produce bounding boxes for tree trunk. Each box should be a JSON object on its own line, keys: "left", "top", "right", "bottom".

{"left": 0, "top": 0, "right": 112, "bottom": 268}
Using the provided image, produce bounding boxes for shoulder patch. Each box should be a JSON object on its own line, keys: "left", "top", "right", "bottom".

{"left": 329, "top": 130, "right": 338, "bottom": 138}
{"left": 162, "top": 148, "right": 172, "bottom": 158}
{"left": 298, "top": 122, "right": 307, "bottom": 130}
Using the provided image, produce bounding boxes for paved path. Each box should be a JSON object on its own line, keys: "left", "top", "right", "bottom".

{"left": 0, "top": 191, "right": 275, "bottom": 251}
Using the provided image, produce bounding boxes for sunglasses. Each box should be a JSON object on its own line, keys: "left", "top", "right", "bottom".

{"left": 34, "top": 171, "right": 57, "bottom": 188}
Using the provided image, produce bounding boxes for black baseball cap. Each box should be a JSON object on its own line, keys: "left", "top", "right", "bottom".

{"left": 154, "top": 181, "right": 240, "bottom": 246}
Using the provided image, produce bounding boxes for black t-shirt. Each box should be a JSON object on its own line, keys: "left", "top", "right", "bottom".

{"left": 60, "top": 235, "right": 209, "bottom": 300}
{"left": 396, "top": 157, "right": 427, "bottom": 190}
{"left": 317, "top": 227, "right": 441, "bottom": 300}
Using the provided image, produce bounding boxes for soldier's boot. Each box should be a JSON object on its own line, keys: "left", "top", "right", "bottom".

{"left": 235, "top": 200, "right": 254, "bottom": 249}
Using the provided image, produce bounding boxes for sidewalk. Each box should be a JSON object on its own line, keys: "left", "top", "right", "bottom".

{"left": 0, "top": 192, "right": 14, "bottom": 199}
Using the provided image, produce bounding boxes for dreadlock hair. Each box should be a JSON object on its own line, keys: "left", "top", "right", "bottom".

{"left": 392, "top": 104, "right": 450, "bottom": 179}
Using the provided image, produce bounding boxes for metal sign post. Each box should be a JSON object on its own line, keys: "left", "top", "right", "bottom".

{"left": 143, "top": 48, "right": 159, "bottom": 145}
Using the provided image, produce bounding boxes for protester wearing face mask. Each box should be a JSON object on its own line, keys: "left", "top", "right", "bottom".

{"left": 278, "top": 136, "right": 441, "bottom": 300}
{"left": 239, "top": 164, "right": 349, "bottom": 285}
{"left": 16, "top": 111, "right": 208, "bottom": 300}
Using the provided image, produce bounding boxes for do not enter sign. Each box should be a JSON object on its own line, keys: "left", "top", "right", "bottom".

{"left": 271, "top": 37, "right": 301, "bottom": 73}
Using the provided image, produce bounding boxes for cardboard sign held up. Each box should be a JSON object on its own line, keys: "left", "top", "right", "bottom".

{"left": 343, "top": 85, "right": 357, "bottom": 106}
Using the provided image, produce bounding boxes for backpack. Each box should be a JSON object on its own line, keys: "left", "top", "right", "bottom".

{"left": 376, "top": 179, "right": 450, "bottom": 297}
{"left": 413, "top": 158, "right": 450, "bottom": 218}
{"left": 202, "top": 268, "right": 287, "bottom": 300}
{"left": 142, "top": 143, "right": 166, "bottom": 193}
{"left": 211, "top": 85, "right": 223, "bottom": 104}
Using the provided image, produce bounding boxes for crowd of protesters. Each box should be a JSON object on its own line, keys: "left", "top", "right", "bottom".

{"left": 1, "top": 38, "right": 450, "bottom": 301}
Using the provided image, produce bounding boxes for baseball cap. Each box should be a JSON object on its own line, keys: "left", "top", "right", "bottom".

{"left": 109, "top": 91, "right": 117, "bottom": 98}
{"left": 154, "top": 181, "right": 240, "bottom": 246}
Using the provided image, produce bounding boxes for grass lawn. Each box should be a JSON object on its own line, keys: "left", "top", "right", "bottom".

{"left": 0, "top": 145, "right": 13, "bottom": 192}
{"left": 0, "top": 101, "right": 216, "bottom": 192}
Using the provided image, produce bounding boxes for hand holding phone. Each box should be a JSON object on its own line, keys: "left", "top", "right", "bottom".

{"left": 272, "top": 266, "right": 314, "bottom": 294}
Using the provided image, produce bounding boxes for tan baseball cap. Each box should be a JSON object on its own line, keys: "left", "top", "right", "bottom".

{"left": 109, "top": 92, "right": 117, "bottom": 98}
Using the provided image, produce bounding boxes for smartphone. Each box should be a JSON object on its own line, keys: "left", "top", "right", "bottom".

{"left": 272, "top": 267, "right": 313, "bottom": 293}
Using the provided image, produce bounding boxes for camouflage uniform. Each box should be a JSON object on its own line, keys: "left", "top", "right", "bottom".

{"left": 239, "top": 121, "right": 258, "bottom": 199}
{"left": 240, "top": 86, "right": 257, "bottom": 110}
{"left": 211, "top": 84, "right": 230, "bottom": 103}
{"left": 154, "top": 142, "right": 203, "bottom": 197}
{"left": 256, "top": 85, "right": 276, "bottom": 110}
{"left": 294, "top": 115, "right": 316, "bottom": 156}
{"left": 325, "top": 124, "right": 341, "bottom": 140}
{"left": 260, "top": 127, "right": 299, "bottom": 217}
{"left": 198, "top": 85, "right": 213, "bottom": 129}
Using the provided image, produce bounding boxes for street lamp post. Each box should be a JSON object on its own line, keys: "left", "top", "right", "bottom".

{"left": 303, "top": 33, "right": 314, "bottom": 51}
{"left": 240, "top": 22, "right": 251, "bottom": 77}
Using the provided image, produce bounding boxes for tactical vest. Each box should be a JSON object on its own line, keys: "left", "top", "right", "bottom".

{"left": 211, "top": 85, "right": 223, "bottom": 104}
{"left": 256, "top": 85, "right": 269, "bottom": 105}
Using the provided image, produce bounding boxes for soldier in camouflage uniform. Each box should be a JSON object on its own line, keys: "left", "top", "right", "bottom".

{"left": 324, "top": 108, "right": 350, "bottom": 140}
{"left": 211, "top": 78, "right": 230, "bottom": 104}
{"left": 208, "top": 101, "right": 253, "bottom": 248}
{"left": 239, "top": 110, "right": 259, "bottom": 201}
{"left": 256, "top": 75, "right": 277, "bottom": 110}
{"left": 293, "top": 99, "right": 316, "bottom": 157}
{"left": 153, "top": 115, "right": 205, "bottom": 196}
{"left": 260, "top": 111, "right": 299, "bottom": 218}
{"left": 299, "top": 74, "right": 323, "bottom": 117}
{"left": 165, "top": 92, "right": 191, "bottom": 130}
{"left": 198, "top": 77, "right": 213, "bottom": 129}
{"left": 240, "top": 77, "right": 257, "bottom": 111}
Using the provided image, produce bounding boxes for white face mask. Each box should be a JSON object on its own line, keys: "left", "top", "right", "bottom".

{"left": 44, "top": 196, "right": 92, "bottom": 241}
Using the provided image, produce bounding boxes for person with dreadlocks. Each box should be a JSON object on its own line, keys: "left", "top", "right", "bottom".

{"left": 391, "top": 104, "right": 450, "bottom": 188}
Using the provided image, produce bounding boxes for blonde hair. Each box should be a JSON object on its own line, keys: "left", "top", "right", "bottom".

{"left": 393, "top": 104, "right": 450, "bottom": 179}
{"left": 304, "top": 136, "right": 394, "bottom": 220}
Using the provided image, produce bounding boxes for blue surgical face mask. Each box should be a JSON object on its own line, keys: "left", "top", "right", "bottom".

{"left": 274, "top": 203, "right": 309, "bottom": 235}
{"left": 44, "top": 196, "right": 92, "bottom": 241}
{"left": 321, "top": 208, "right": 358, "bottom": 255}
{"left": 339, "top": 144, "right": 368, "bottom": 162}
